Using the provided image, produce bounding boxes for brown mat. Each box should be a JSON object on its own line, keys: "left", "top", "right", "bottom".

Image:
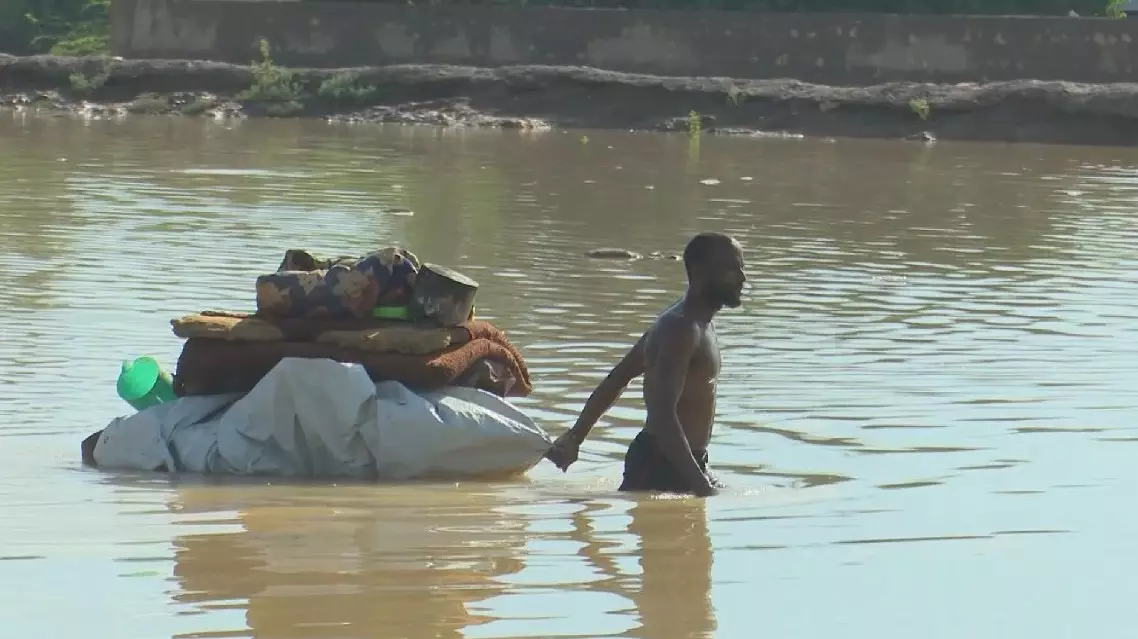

{"left": 174, "top": 334, "right": 533, "bottom": 399}
{"left": 170, "top": 313, "right": 285, "bottom": 341}
{"left": 171, "top": 310, "right": 489, "bottom": 355}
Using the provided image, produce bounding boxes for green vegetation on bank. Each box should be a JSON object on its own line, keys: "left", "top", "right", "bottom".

{"left": 1, "top": 0, "right": 110, "bottom": 56}
{"left": 235, "top": 39, "right": 381, "bottom": 116}
{"left": 237, "top": 39, "right": 307, "bottom": 114}
{"left": 0, "top": 0, "right": 1127, "bottom": 59}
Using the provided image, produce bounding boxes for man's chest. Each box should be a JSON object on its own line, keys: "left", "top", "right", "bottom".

{"left": 693, "top": 326, "right": 722, "bottom": 381}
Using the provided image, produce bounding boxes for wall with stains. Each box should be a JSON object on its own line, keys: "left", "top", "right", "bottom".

{"left": 110, "top": 0, "right": 1138, "bottom": 85}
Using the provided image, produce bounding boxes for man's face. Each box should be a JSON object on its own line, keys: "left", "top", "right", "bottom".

{"left": 699, "top": 242, "right": 746, "bottom": 308}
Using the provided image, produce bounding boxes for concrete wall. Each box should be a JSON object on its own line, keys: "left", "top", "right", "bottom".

{"left": 110, "top": 0, "right": 1138, "bottom": 85}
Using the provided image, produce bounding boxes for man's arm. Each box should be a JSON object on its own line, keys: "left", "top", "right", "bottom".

{"left": 565, "top": 334, "right": 647, "bottom": 443}
{"left": 545, "top": 335, "right": 646, "bottom": 470}
{"left": 643, "top": 317, "right": 716, "bottom": 496}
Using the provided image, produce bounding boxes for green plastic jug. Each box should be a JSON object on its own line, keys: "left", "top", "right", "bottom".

{"left": 116, "top": 356, "right": 177, "bottom": 411}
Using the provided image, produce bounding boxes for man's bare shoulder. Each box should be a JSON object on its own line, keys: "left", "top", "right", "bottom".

{"left": 645, "top": 304, "right": 702, "bottom": 353}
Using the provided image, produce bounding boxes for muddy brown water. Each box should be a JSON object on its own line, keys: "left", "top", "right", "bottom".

{"left": 1, "top": 113, "right": 1137, "bottom": 639}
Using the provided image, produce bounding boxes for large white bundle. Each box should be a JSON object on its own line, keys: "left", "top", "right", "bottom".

{"left": 93, "top": 358, "right": 552, "bottom": 480}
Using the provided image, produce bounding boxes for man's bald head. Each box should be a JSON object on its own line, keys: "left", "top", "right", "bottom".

{"left": 683, "top": 232, "right": 740, "bottom": 276}
{"left": 682, "top": 232, "right": 745, "bottom": 309}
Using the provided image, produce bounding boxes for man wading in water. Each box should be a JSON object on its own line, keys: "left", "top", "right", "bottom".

{"left": 546, "top": 232, "right": 746, "bottom": 497}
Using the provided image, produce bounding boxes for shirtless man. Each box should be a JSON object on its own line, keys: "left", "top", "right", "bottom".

{"left": 545, "top": 232, "right": 746, "bottom": 497}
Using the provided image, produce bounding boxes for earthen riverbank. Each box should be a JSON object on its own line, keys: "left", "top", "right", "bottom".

{"left": 4, "top": 54, "right": 1138, "bottom": 145}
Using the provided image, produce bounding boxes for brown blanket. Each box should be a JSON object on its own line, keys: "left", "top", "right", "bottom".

{"left": 174, "top": 323, "right": 533, "bottom": 399}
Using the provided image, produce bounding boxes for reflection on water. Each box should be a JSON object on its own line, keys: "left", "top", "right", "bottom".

{"left": 160, "top": 482, "right": 716, "bottom": 639}
{"left": 1, "top": 113, "right": 1137, "bottom": 638}
{"left": 170, "top": 483, "right": 525, "bottom": 638}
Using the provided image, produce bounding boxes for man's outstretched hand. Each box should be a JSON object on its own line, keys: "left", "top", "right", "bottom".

{"left": 544, "top": 430, "right": 581, "bottom": 472}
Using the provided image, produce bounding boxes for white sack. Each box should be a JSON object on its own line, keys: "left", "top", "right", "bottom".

{"left": 93, "top": 393, "right": 238, "bottom": 472}
{"left": 372, "top": 381, "right": 554, "bottom": 480}
{"left": 92, "top": 357, "right": 552, "bottom": 480}
{"left": 214, "top": 358, "right": 380, "bottom": 479}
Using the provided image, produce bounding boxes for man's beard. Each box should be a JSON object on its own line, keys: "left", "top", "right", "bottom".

{"left": 706, "top": 282, "right": 742, "bottom": 309}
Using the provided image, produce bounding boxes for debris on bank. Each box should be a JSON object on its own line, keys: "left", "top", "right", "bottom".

{"left": 4, "top": 53, "right": 1138, "bottom": 145}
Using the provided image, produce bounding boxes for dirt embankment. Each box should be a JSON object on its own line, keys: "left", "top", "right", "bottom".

{"left": 4, "top": 53, "right": 1138, "bottom": 145}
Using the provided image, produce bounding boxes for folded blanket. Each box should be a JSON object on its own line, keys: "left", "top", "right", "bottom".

{"left": 171, "top": 311, "right": 470, "bottom": 355}
{"left": 174, "top": 329, "right": 533, "bottom": 399}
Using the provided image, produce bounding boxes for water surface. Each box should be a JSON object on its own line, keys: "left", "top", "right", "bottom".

{"left": 1, "top": 114, "right": 1137, "bottom": 638}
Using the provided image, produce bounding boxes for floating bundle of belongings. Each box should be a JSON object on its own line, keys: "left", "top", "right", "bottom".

{"left": 169, "top": 247, "right": 533, "bottom": 399}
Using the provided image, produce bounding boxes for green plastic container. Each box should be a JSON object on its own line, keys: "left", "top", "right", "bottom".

{"left": 116, "top": 356, "right": 177, "bottom": 411}
{"left": 372, "top": 305, "right": 410, "bottom": 320}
